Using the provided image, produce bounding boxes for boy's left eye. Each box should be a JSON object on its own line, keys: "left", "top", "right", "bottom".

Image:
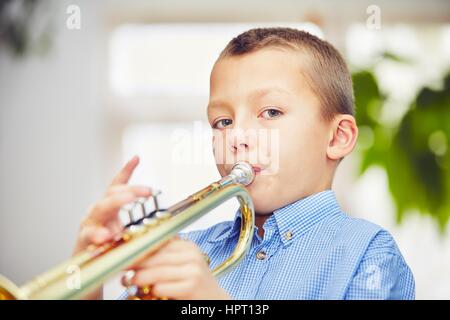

{"left": 260, "top": 108, "right": 283, "bottom": 119}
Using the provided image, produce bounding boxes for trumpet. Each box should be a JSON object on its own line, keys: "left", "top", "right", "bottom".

{"left": 0, "top": 161, "right": 255, "bottom": 300}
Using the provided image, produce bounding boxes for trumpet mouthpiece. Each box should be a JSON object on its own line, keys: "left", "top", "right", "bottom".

{"left": 230, "top": 161, "right": 255, "bottom": 186}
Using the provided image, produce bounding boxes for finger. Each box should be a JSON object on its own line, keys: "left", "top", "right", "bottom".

{"left": 79, "top": 225, "right": 113, "bottom": 246}
{"left": 152, "top": 280, "right": 194, "bottom": 299}
{"left": 106, "top": 185, "right": 152, "bottom": 197}
{"left": 105, "top": 219, "right": 124, "bottom": 235}
{"left": 130, "top": 264, "right": 197, "bottom": 286}
{"left": 132, "top": 250, "right": 203, "bottom": 270}
{"left": 141, "top": 239, "right": 201, "bottom": 262}
{"left": 127, "top": 237, "right": 181, "bottom": 269}
{"left": 140, "top": 238, "right": 195, "bottom": 254}
{"left": 164, "top": 239, "right": 202, "bottom": 255}
{"left": 89, "top": 192, "right": 138, "bottom": 223}
{"left": 110, "top": 155, "right": 140, "bottom": 186}
{"left": 130, "top": 237, "right": 208, "bottom": 269}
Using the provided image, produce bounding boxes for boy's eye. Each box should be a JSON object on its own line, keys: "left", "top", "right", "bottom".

{"left": 213, "top": 118, "right": 233, "bottom": 129}
{"left": 260, "top": 108, "right": 283, "bottom": 119}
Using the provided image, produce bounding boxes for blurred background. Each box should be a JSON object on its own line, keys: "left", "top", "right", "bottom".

{"left": 0, "top": 0, "right": 449, "bottom": 299}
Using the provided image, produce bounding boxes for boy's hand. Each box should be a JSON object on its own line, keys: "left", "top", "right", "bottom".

{"left": 72, "top": 155, "right": 151, "bottom": 299}
{"left": 124, "top": 238, "right": 232, "bottom": 300}
{"left": 73, "top": 155, "right": 152, "bottom": 255}
{"left": 73, "top": 155, "right": 230, "bottom": 300}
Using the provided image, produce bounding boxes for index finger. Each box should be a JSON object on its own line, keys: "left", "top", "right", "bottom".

{"left": 110, "top": 155, "right": 140, "bottom": 186}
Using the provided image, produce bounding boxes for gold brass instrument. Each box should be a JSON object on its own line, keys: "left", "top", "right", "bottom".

{"left": 0, "top": 161, "right": 255, "bottom": 300}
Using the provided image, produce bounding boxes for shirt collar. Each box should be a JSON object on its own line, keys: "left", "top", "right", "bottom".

{"left": 273, "top": 189, "right": 342, "bottom": 246}
{"left": 207, "top": 209, "right": 242, "bottom": 243}
{"left": 207, "top": 189, "right": 342, "bottom": 245}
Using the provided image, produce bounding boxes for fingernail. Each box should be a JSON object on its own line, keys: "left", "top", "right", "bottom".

{"left": 127, "top": 155, "right": 138, "bottom": 164}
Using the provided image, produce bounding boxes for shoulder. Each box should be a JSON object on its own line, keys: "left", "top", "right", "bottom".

{"left": 362, "top": 228, "right": 404, "bottom": 259}
{"left": 340, "top": 221, "right": 415, "bottom": 299}
{"left": 333, "top": 214, "right": 409, "bottom": 263}
{"left": 322, "top": 213, "right": 410, "bottom": 269}
{"left": 322, "top": 212, "right": 385, "bottom": 251}
{"left": 337, "top": 215, "right": 405, "bottom": 260}
{"left": 323, "top": 213, "right": 415, "bottom": 299}
{"left": 336, "top": 214, "right": 384, "bottom": 237}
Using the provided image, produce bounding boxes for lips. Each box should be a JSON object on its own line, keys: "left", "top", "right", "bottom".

{"left": 225, "top": 162, "right": 265, "bottom": 176}
{"left": 251, "top": 165, "right": 262, "bottom": 174}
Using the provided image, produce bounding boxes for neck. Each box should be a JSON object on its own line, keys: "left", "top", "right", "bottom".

{"left": 255, "top": 213, "right": 272, "bottom": 238}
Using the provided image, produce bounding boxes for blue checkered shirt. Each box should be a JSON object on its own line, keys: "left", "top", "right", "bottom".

{"left": 118, "top": 190, "right": 415, "bottom": 300}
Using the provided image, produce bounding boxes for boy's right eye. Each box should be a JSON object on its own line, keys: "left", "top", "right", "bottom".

{"left": 213, "top": 118, "right": 233, "bottom": 129}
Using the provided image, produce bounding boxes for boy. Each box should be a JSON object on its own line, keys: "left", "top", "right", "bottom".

{"left": 73, "top": 28, "right": 415, "bottom": 299}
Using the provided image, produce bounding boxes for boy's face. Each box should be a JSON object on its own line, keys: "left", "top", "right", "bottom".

{"left": 208, "top": 48, "right": 334, "bottom": 215}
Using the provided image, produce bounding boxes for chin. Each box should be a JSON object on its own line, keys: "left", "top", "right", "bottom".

{"left": 246, "top": 186, "right": 276, "bottom": 215}
{"left": 253, "top": 203, "right": 277, "bottom": 215}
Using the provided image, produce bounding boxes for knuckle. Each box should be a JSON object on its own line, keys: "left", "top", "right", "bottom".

{"left": 106, "top": 185, "right": 120, "bottom": 195}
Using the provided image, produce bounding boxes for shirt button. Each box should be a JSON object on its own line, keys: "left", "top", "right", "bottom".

{"left": 256, "top": 251, "right": 267, "bottom": 260}
{"left": 284, "top": 230, "right": 293, "bottom": 241}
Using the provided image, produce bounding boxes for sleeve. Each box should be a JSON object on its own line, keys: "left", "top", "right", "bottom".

{"left": 344, "top": 230, "right": 415, "bottom": 300}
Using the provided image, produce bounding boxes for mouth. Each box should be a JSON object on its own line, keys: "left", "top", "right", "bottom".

{"left": 225, "top": 162, "right": 266, "bottom": 177}
{"left": 251, "top": 165, "right": 263, "bottom": 175}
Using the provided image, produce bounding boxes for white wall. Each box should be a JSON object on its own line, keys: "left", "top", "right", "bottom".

{"left": 0, "top": 0, "right": 449, "bottom": 299}
{"left": 0, "top": 0, "right": 106, "bottom": 285}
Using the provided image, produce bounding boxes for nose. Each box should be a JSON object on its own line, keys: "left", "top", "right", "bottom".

{"left": 228, "top": 127, "right": 252, "bottom": 153}
{"left": 233, "top": 141, "right": 249, "bottom": 152}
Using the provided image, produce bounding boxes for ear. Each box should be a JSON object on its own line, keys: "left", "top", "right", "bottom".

{"left": 326, "top": 115, "right": 358, "bottom": 161}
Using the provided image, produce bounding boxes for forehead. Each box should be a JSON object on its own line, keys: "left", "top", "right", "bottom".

{"left": 209, "top": 48, "right": 310, "bottom": 103}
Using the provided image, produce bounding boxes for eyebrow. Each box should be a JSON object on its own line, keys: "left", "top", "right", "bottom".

{"left": 208, "top": 86, "right": 291, "bottom": 111}
{"left": 248, "top": 87, "right": 292, "bottom": 100}
{"left": 207, "top": 99, "right": 230, "bottom": 111}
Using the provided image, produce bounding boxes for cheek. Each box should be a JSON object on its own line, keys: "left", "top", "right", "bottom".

{"left": 216, "top": 163, "right": 227, "bottom": 177}
{"left": 278, "top": 120, "right": 327, "bottom": 171}
{"left": 213, "top": 142, "right": 227, "bottom": 177}
{"left": 212, "top": 135, "right": 228, "bottom": 177}
{"left": 212, "top": 132, "right": 228, "bottom": 165}
{"left": 246, "top": 175, "right": 278, "bottom": 211}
